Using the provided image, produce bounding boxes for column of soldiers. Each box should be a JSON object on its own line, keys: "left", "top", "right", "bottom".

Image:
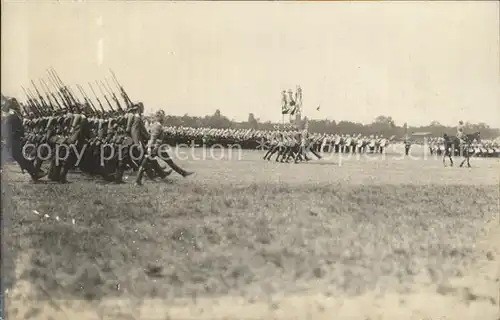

{"left": 2, "top": 70, "right": 193, "bottom": 185}
{"left": 152, "top": 126, "right": 394, "bottom": 162}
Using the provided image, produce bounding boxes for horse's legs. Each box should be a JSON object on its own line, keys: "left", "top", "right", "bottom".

{"left": 459, "top": 157, "right": 465, "bottom": 167}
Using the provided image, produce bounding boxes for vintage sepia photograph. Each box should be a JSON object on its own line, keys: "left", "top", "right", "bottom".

{"left": 1, "top": 1, "right": 499, "bottom": 319}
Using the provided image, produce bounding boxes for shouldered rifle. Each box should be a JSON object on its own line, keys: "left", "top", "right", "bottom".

{"left": 40, "top": 78, "right": 63, "bottom": 110}
{"left": 66, "top": 85, "right": 82, "bottom": 106}
{"left": 88, "top": 82, "right": 106, "bottom": 113}
{"left": 21, "top": 86, "right": 42, "bottom": 116}
{"left": 26, "top": 88, "right": 46, "bottom": 115}
{"left": 46, "top": 69, "right": 71, "bottom": 108}
{"left": 31, "top": 80, "right": 52, "bottom": 112}
{"left": 110, "top": 69, "right": 133, "bottom": 108}
{"left": 38, "top": 79, "right": 58, "bottom": 111}
{"left": 49, "top": 67, "right": 80, "bottom": 107}
{"left": 104, "top": 78, "right": 124, "bottom": 112}
{"left": 76, "top": 84, "right": 99, "bottom": 115}
{"left": 97, "top": 80, "right": 115, "bottom": 112}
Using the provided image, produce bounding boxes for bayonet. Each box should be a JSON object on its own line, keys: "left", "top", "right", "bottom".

{"left": 104, "top": 78, "right": 124, "bottom": 112}
{"left": 110, "top": 69, "right": 133, "bottom": 108}
{"left": 89, "top": 82, "right": 106, "bottom": 113}
{"left": 97, "top": 80, "right": 114, "bottom": 112}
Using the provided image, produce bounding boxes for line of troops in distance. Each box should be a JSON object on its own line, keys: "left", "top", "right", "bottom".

{"left": 21, "top": 116, "right": 500, "bottom": 159}
{"left": 144, "top": 125, "right": 500, "bottom": 158}
{"left": 154, "top": 126, "right": 393, "bottom": 154}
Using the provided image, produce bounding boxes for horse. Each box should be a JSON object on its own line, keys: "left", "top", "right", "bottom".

{"left": 442, "top": 132, "right": 480, "bottom": 167}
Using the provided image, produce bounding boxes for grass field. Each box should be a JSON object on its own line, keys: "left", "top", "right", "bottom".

{"left": 2, "top": 146, "right": 499, "bottom": 320}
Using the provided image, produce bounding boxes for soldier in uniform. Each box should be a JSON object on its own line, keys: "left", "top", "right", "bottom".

{"left": 2, "top": 98, "right": 46, "bottom": 181}
{"left": 136, "top": 113, "right": 193, "bottom": 185}
{"left": 404, "top": 135, "right": 411, "bottom": 156}
{"left": 59, "top": 104, "right": 89, "bottom": 183}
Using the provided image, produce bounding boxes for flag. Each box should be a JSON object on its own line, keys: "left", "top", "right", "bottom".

{"left": 295, "top": 86, "right": 302, "bottom": 106}
{"left": 287, "top": 89, "right": 296, "bottom": 115}
{"left": 316, "top": 105, "right": 320, "bottom": 111}
{"left": 281, "top": 105, "right": 289, "bottom": 115}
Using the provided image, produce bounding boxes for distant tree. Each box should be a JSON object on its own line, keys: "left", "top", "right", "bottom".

{"left": 205, "top": 109, "right": 232, "bottom": 128}
{"left": 247, "top": 113, "right": 259, "bottom": 129}
{"left": 374, "top": 115, "right": 396, "bottom": 128}
{"left": 154, "top": 109, "right": 166, "bottom": 124}
{"left": 429, "top": 120, "right": 442, "bottom": 127}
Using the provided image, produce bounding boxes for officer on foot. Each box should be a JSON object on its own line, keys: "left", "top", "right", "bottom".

{"left": 136, "top": 113, "right": 193, "bottom": 186}
{"left": 404, "top": 135, "right": 411, "bottom": 156}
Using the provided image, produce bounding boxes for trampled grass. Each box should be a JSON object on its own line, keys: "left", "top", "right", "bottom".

{"left": 2, "top": 148, "right": 499, "bottom": 319}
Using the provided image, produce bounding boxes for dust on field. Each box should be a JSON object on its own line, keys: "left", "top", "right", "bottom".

{"left": 2, "top": 151, "right": 499, "bottom": 319}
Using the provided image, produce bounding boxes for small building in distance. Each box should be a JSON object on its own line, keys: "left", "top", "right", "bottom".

{"left": 411, "top": 132, "right": 432, "bottom": 145}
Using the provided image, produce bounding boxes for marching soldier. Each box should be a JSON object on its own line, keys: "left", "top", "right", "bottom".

{"left": 2, "top": 98, "right": 46, "bottom": 181}
{"left": 59, "top": 104, "right": 89, "bottom": 183}
{"left": 136, "top": 113, "right": 193, "bottom": 186}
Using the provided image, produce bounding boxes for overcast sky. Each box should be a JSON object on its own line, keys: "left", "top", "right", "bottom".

{"left": 2, "top": 1, "right": 499, "bottom": 127}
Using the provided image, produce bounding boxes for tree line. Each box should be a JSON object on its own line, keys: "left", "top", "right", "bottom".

{"left": 147, "top": 109, "right": 500, "bottom": 139}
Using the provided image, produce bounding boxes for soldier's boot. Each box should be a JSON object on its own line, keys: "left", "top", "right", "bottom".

{"left": 151, "top": 160, "right": 172, "bottom": 179}
{"left": 50, "top": 166, "right": 62, "bottom": 182}
{"left": 135, "top": 156, "right": 150, "bottom": 185}
{"left": 268, "top": 151, "right": 277, "bottom": 161}
{"left": 100, "top": 165, "right": 115, "bottom": 182}
{"left": 164, "top": 158, "right": 193, "bottom": 178}
{"left": 263, "top": 148, "right": 273, "bottom": 160}
{"left": 114, "top": 167, "right": 126, "bottom": 184}
{"left": 311, "top": 150, "right": 321, "bottom": 159}
{"left": 284, "top": 151, "right": 293, "bottom": 162}
{"left": 135, "top": 167, "right": 146, "bottom": 186}
{"left": 23, "top": 160, "right": 46, "bottom": 182}
{"left": 294, "top": 151, "right": 302, "bottom": 163}
{"left": 48, "top": 159, "right": 62, "bottom": 181}
{"left": 281, "top": 152, "right": 289, "bottom": 162}
{"left": 47, "top": 160, "right": 56, "bottom": 180}
{"left": 278, "top": 150, "right": 286, "bottom": 162}
{"left": 59, "top": 164, "right": 71, "bottom": 183}
{"left": 17, "top": 154, "right": 45, "bottom": 181}
{"left": 29, "top": 170, "right": 47, "bottom": 182}
{"left": 33, "top": 158, "right": 43, "bottom": 172}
